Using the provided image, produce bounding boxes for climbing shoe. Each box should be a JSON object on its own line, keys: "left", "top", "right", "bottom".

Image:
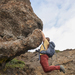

{"left": 60, "top": 65, "right": 65, "bottom": 73}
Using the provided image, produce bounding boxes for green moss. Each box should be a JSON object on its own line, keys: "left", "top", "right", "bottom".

{"left": 5, "top": 58, "right": 25, "bottom": 69}
{"left": 55, "top": 50, "right": 60, "bottom": 53}
{"left": 0, "top": 58, "right": 7, "bottom": 64}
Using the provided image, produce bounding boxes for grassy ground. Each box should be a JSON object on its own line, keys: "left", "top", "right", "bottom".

{"left": 5, "top": 58, "right": 25, "bottom": 69}
{"left": 55, "top": 50, "right": 60, "bottom": 53}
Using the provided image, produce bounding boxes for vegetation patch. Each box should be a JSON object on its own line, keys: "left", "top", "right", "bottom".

{"left": 0, "top": 57, "right": 7, "bottom": 64}
{"left": 55, "top": 50, "right": 60, "bottom": 53}
{"left": 5, "top": 58, "right": 25, "bottom": 69}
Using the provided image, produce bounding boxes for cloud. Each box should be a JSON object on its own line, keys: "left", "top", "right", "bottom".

{"left": 30, "top": 0, "right": 75, "bottom": 51}
{"left": 43, "top": 17, "right": 75, "bottom": 50}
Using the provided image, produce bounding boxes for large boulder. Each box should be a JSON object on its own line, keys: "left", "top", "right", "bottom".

{"left": 0, "top": 0, "right": 43, "bottom": 68}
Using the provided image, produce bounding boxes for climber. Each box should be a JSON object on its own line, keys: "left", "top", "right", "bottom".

{"left": 38, "top": 30, "right": 65, "bottom": 73}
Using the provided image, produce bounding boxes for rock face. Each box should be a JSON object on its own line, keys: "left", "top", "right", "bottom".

{"left": 0, "top": 49, "right": 75, "bottom": 75}
{"left": 15, "top": 49, "right": 75, "bottom": 75}
{"left": 0, "top": 0, "right": 43, "bottom": 67}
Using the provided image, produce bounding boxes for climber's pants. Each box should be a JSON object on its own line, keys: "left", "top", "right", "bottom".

{"left": 40, "top": 54, "right": 60, "bottom": 73}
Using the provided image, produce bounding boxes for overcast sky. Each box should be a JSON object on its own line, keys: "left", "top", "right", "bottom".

{"left": 30, "top": 0, "right": 75, "bottom": 51}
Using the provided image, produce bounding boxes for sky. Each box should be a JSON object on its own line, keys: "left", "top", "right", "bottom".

{"left": 29, "top": 0, "right": 75, "bottom": 51}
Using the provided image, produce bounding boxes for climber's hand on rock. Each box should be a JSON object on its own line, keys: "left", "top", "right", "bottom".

{"left": 39, "top": 29, "right": 42, "bottom": 32}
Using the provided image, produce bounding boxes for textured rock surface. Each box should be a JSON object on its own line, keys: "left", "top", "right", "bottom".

{"left": 0, "top": 49, "right": 75, "bottom": 75}
{"left": 16, "top": 49, "right": 75, "bottom": 75}
{"left": 0, "top": 0, "right": 43, "bottom": 67}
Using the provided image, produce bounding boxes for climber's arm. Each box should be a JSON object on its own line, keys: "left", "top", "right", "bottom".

{"left": 40, "top": 30, "right": 46, "bottom": 42}
{"left": 36, "top": 49, "right": 40, "bottom": 52}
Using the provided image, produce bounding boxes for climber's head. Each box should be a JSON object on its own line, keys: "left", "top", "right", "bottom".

{"left": 46, "top": 37, "right": 50, "bottom": 42}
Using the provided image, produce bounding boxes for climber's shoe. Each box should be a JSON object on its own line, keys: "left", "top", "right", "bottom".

{"left": 60, "top": 65, "right": 65, "bottom": 73}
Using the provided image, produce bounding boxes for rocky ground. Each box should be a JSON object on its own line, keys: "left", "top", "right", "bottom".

{"left": 0, "top": 49, "right": 75, "bottom": 75}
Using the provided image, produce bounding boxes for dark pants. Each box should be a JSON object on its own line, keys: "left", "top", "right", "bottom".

{"left": 40, "top": 54, "right": 60, "bottom": 73}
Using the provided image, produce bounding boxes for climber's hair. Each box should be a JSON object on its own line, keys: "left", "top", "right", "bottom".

{"left": 46, "top": 37, "right": 50, "bottom": 42}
